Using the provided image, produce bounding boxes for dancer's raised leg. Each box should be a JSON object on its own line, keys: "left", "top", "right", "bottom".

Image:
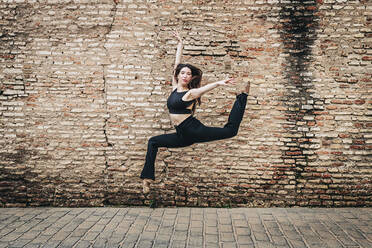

{"left": 189, "top": 82, "right": 250, "bottom": 143}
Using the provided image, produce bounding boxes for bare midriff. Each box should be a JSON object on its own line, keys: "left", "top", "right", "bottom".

{"left": 169, "top": 113, "right": 192, "bottom": 127}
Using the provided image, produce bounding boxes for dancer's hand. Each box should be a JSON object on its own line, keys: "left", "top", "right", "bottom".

{"left": 172, "top": 29, "right": 183, "bottom": 43}
{"left": 218, "top": 78, "right": 236, "bottom": 86}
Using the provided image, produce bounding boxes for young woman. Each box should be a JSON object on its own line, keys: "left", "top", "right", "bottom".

{"left": 140, "top": 30, "right": 250, "bottom": 193}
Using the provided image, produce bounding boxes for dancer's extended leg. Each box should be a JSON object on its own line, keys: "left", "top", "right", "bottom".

{"left": 140, "top": 132, "right": 192, "bottom": 180}
{"left": 191, "top": 93, "right": 248, "bottom": 143}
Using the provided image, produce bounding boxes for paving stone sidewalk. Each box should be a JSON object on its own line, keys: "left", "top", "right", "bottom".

{"left": 0, "top": 207, "right": 371, "bottom": 248}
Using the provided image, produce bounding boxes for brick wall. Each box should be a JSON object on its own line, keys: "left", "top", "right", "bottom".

{"left": 0, "top": 0, "right": 371, "bottom": 207}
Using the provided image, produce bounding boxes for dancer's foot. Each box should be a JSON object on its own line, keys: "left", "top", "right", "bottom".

{"left": 241, "top": 81, "right": 250, "bottom": 95}
{"left": 142, "top": 179, "right": 152, "bottom": 194}
{"left": 233, "top": 81, "right": 250, "bottom": 96}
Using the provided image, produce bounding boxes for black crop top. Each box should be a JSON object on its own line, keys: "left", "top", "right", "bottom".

{"left": 167, "top": 89, "right": 195, "bottom": 114}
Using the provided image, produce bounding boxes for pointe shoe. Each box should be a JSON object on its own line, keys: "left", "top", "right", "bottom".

{"left": 142, "top": 179, "right": 152, "bottom": 194}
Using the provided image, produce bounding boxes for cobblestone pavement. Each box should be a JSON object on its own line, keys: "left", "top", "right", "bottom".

{"left": 0, "top": 207, "right": 371, "bottom": 248}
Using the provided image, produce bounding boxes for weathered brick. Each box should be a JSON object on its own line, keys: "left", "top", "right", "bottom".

{"left": 0, "top": 0, "right": 370, "bottom": 208}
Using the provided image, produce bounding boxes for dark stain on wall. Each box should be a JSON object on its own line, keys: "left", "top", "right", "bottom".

{"left": 0, "top": 4, "right": 37, "bottom": 99}
{"left": 279, "top": 0, "right": 324, "bottom": 204}
{"left": 0, "top": 149, "right": 35, "bottom": 207}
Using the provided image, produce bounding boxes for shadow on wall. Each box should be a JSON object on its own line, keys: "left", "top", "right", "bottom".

{"left": 0, "top": 149, "right": 77, "bottom": 207}
{"left": 0, "top": 149, "right": 40, "bottom": 207}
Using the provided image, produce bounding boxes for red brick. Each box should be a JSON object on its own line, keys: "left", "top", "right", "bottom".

{"left": 350, "top": 145, "right": 365, "bottom": 150}
{"left": 354, "top": 100, "right": 365, "bottom": 105}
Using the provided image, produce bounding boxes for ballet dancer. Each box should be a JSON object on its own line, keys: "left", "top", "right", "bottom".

{"left": 140, "top": 30, "right": 250, "bottom": 193}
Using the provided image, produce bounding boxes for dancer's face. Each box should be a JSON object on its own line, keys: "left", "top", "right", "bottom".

{"left": 177, "top": 67, "right": 192, "bottom": 87}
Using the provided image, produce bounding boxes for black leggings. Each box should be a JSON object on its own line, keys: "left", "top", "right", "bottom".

{"left": 140, "top": 93, "right": 248, "bottom": 180}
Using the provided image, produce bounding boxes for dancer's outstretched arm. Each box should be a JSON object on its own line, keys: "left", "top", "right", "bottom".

{"left": 185, "top": 78, "right": 236, "bottom": 100}
{"left": 172, "top": 30, "right": 183, "bottom": 89}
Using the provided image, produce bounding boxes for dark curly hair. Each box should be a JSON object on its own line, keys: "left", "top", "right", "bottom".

{"left": 174, "top": 63, "right": 202, "bottom": 113}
